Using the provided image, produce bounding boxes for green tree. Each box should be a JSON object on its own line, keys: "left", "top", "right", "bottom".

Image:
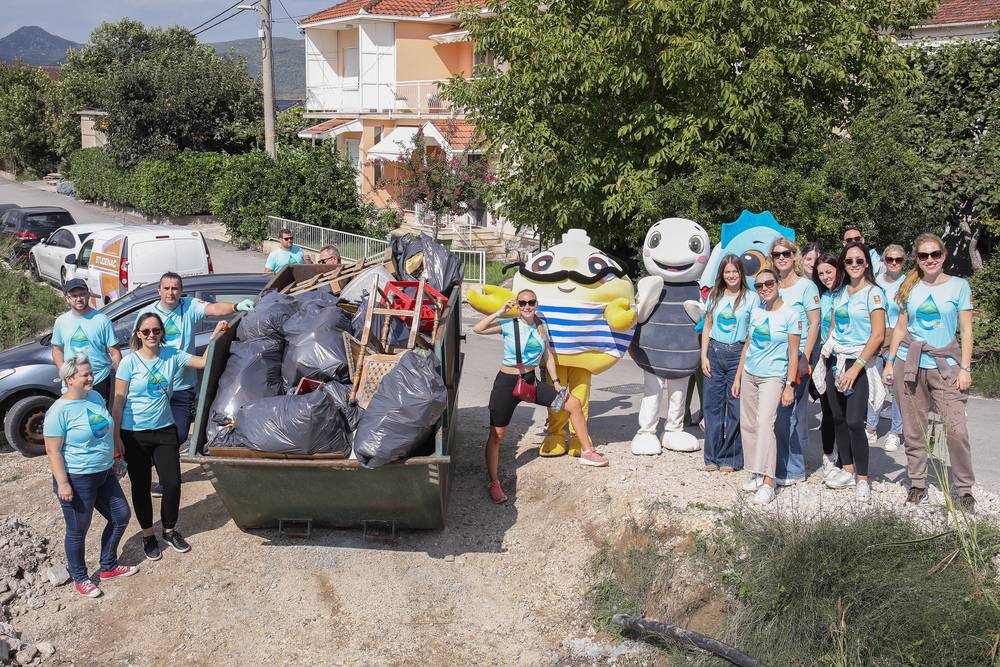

{"left": 275, "top": 105, "right": 309, "bottom": 146}
{"left": 0, "top": 62, "right": 58, "bottom": 176}
{"left": 446, "top": 0, "right": 936, "bottom": 246}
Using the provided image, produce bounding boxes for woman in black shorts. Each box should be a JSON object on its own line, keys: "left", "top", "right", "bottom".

{"left": 473, "top": 289, "right": 608, "bottom": 504}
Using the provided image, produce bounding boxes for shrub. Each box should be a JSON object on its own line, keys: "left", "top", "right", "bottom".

{"left": 131, "top": 151, "right": 223, "bottom": 217}
{"left": 67, "top": 147, "right": 134, "bottom": 207}
{"left": 0, "top": 255, "right": 66, "bottom": 348}
{"left": 209, "top": 149, "right": 277, "bottom": 245}
{"left": 972, "top": 251, "right": 1000, "bottom": 356}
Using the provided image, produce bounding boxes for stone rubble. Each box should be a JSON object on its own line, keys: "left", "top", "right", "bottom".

{"left": 0, "top": 516, "right": 61, "bottom": 666}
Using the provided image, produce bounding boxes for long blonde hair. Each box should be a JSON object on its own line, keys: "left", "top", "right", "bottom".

{"left": 767, "top": 236, "right": 804, "bottom": 277}
{"left": 896, "top": 233, "right": 946, "bottom": 308}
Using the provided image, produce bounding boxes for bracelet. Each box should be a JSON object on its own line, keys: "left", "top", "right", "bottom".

{"left": 960, "top": 364, "right": 971, "bottom": 372}
{"left": 886, "top": 355, "right": 896, "bottom": 362}
{"left": 855, "top": 358, "right": 866, "bottom": 368}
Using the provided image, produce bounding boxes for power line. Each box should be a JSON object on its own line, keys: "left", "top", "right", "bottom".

{"left": 189, "top": 0, "right": 246, "bottom": 33}
{"left": 275, "top": 0, "right": 302, "bottom": 27}
{"left": 192, "top": 3, "right": 259, "bottom": 37}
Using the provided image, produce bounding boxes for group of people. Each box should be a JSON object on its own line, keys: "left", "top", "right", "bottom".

{"left": 701, "top": 228, "right": 975, "bottom": 507}
{"left": 43, "top": 273, "right": 248, "bottom": 598}
{"left": 264, "top": 227, "right": 341, "bottom": 273}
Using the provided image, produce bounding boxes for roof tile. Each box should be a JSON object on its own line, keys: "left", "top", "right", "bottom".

{"left": 302, "top": 0, "right": 484, "bottom": 24}
{"left": 927, "top": 0, "right": 1000, "bottom": 25}
{"left": 429, "top": 119, "right": 478, "bottom": 149}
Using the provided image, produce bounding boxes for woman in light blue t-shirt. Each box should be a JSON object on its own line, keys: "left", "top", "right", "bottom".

{"left": 884, "top": 233, "right": 976, "bottom": 510}
{"left": 865, "top": 244, "right": 907, "bottom": 451}
{"left": 44, "top": 354, "right": 135, "bottom": 598}
{"left": 733, "top": 269, "right": 801, "bottom": 505}
{"left": 812, "top": 252, "right": 841, "bottom": 475}
{"left": 112, "top": 313, "right": 225, "bottom": 562}
{"left": 700, "top": 255, "right": 758, "bottom": 473}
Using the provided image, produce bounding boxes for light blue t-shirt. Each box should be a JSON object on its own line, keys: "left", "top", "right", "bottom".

{"left": 830, "top": 284, "right": 885, "bottom": 349}
{"left": 869, "top": 248, "right": 883, "bottom": 276}
{"left": 115, "top": 347, "right": 193, "bottom": 431}
{"left": 819, "top": 291, "right": 835, "bottom": 343}
{"left": 265, "top": 246, "right": 306, "bottom": 273}
{"left": 133, "top": 297, "right": 207, "bottom": 390}
{"left": 745, "top": 304, "right": 802, "bottom": 378}
{"left": 51, "top": 310, "right": 117, "bottom": 384}
{"left": 779, "top": 276, "right": 820, "bottom": 354}
{"left": 898, "top": 277, "right": 972, "bottom": 369}
{"left": 42, "top": 391, "right": 114, "bottom": 475}
{"left": 877, "top": 273, "right": 904, "bottom": 329}
{"left": 500, "top": 318, "right": 546, "bottom": 367}
{"left": 708, "top": 291, "right": 760, "bottom": 344}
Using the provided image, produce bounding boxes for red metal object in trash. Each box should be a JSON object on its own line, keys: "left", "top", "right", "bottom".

{"left": 295, "top": 378, "right": 323, "bottom": 395}
{"left": 381, "top": 281, "right": 448, "bottom": 333}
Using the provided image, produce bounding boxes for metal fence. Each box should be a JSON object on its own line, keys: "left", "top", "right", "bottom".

{"left": 266, "top": 216, "right": 485, "bottom": 284}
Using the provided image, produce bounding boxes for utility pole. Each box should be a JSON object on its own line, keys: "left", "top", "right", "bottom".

{"left": 259, "top": 0, "right": 277, "bottom": 158}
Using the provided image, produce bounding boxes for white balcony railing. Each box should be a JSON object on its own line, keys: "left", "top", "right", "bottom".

{"left": 306, "top": 79, "right": 460, "bottom": 114}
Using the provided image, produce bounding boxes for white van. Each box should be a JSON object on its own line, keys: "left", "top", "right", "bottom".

{"left": 73, "top": 225, "right": 214, "bottom": 306}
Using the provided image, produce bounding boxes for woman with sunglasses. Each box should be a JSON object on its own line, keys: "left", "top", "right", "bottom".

{"left": 812, "top": 252, "right": 841, "bottom": 477}
{"left": 883, "top": 234, "right": 976, "bottom": 510}
{"left": 733, "top": 269, "right": 801, "bottom": 504}
{"left": 112, "top": 313, "right": 227, "bottom": 560}
{"left": 768, "top": 237, "right": 820, "bottom": 486}
{"left": 814, "top": 243, "right": 885, "bottom": 500}
{"left": 474, "top": 289, "right": 608, "bottom": 504}
{"left": 866, "top": 244, "right": 907, "bottom": 452}
{"left": 700, "top": 255, "right": 758, "bottom": 472}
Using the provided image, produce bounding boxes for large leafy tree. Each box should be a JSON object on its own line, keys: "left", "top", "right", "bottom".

{"left": 0, "top": 62, "right": 59, "bottom": 176}
{"left": 447, "top": 0, "right": 936, "bottom": 246}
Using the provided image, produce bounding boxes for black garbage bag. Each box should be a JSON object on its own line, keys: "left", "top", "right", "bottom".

{"left": 282, "top": 304, "right": 352, "bottom": 387}
{"left": 214, "top": 383, "right": 359, "bottom": 455}
{"left": 206, "top": 338, "right": 284, "bottom": 444}
{"left": 293, "top": 287, "right": 341, "bottom": 309}
{"left": 353, "top": 350, "right": 448, "bottom": 469}
{"left": 237, "top": 290, "right": 298, "bottom": 342}
{"left": 284, "top": 296, "right": 351, "bottom": 339}
{"left": 390, "top": 233, "right": 463, "bottom": 295}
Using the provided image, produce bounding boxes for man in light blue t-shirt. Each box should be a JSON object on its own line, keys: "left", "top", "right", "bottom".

{"left": 264, "top": 228, "right": 313, "bottom": 273}
{"left": 51, "top": 279, "right": 121, "bottom": 405}
{"left": 842, "top": 226, "right": 882, "bottom": 276}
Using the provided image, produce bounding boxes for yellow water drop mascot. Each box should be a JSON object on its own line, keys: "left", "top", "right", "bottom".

{"left": 468, "top": 229, "right": 637, "bottom": 456}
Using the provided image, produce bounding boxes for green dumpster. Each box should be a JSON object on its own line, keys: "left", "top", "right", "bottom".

{"left": 182, "top": 265, "right": 464, "bottom": 531}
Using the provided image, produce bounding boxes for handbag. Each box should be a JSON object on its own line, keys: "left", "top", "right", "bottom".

{"left": 511, "top": 320, "right": 538, "bottom": 404}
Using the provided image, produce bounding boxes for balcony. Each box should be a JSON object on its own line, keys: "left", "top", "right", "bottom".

{"left": 306, "top": 79, "right": 460, "bottom": 115}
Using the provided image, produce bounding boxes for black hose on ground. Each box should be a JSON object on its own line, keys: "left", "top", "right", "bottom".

{"left": 612, "top": 614, "right": 768, "bottom": 667}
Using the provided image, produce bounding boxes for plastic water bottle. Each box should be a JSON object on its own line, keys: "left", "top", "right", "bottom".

{"left": 834, "top": 365, "right": 854, "bottom": 396}
{"left": 113, "top": 458, "right": 128, "bottom": 479}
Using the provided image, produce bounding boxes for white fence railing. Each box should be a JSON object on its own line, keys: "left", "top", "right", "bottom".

{"left": 266, "top": 216, "right": 485, "bottom": 284}
{"left": 305, "top": 79, "right": 458, "bottom": 115}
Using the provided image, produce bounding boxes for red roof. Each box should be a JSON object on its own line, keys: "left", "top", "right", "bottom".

{"left": 302, "top": 0, "right": 484, "bottom": 24}
{"left": 298, "top": 118, "right": 357, "bottom": 138}
{"left": 926, "top": 0, "right": 1000, "bottom": 24}
{"left": 428, "top": 120, "right": 477, "bottom": 149}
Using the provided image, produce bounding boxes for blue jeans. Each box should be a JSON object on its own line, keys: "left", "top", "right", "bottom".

{"left": 775, "top": 359, "right": 809, "bottom": 483}
{"left": 866, "top": 357, "right": 903, "bottom": 434}
{"left": 703, "top": 340, "right": 744, "bottom": 469}
{"left": 53, "top": 468, "right": 131, "bottom": 583}
{"left": 170, "top": 387, "right": 197, "bottom": 447}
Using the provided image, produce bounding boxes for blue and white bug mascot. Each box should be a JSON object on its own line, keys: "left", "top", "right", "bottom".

{"left": 629, "top": 218, "right": 711, "bottom": 455}
{"left": 700, "top": 209, "right": 795, "bottom": 291}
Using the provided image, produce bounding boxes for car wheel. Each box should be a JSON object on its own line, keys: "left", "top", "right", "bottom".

{"left": 60, "top": 266, "right": 67, "bottom": 288}
{"left": 29, "top": 256, "right": 41, "bottom": 282}
{"left": 4, "top": 395, "right": 54, "bottom": 457}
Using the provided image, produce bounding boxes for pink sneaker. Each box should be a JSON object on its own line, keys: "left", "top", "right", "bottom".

{"left": 488, "top": 480, "right": 507, "bottom": 504}
{"left": 580, "top": 449, "right": 609, "bottom": 467}
{"left": 75, "top": 581, "right": 103, "bottom": 598}
{"left": 99, "top": 565, "right": 139, "bottom": 581}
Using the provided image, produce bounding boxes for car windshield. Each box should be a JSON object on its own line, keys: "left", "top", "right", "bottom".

{"left": 24, "top": 212, "right": 73, "bottom": 230}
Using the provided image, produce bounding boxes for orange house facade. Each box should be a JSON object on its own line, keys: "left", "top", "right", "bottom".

{"left": 299, "top": 1, "right": 489, "bottom": 219}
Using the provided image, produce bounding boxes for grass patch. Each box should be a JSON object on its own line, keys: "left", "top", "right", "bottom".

{"left": 0, "top": 254, "right": 64, "bottom": 349}
{"left": 972, "top": 357, "right": 1000, "bottom": 398}
{"left": 485, "top": 260, "right": 515, "bottom": 286}
{"left": 711, "top": 509, "right": 1000, "bottom": 666}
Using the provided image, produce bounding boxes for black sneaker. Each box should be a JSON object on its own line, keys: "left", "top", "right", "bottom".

{"left": 162, "top": 530, "right": 191, "bottom": 553}
{"left": 150, "top": 483, "right": 164, "bottom": 498}
{"left": 959, "top": 493, "right": 976, "bottom": 512}
{"left": 905, "top": 487, "right": 928, "bottom": 506}
{"left": 143, "top": 535, "right": 162, "bottom": 561}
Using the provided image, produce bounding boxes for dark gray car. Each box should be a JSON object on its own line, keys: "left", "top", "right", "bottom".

{"left": 0, "top": 273, "right": 271, "bottom": 457}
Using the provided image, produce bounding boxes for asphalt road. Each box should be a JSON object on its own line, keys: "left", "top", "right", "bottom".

{"left": 4, "top": 176, "right": 997, "bottom": 494}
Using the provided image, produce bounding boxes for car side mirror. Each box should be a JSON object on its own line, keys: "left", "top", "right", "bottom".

{"left": 65, "top": 253, "right": 76, "bottom": 264}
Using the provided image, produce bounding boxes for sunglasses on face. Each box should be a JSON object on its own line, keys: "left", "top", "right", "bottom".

{"left": 771, "top": 250, "right": 793, "bottom": 259}
{"left": 843, "top": 258, "right": 867, "bottom": 266}
{"left": 281, "top": 236, "right": 293, "bottom": 242}
{"left": 138, "top": 327, "right": 162, "bottom": 337}
{"left": 518, "top": 299, "right": 537, "bottom": 307}
{"left": 885, "top": 256, "right": 905, "bottom": 264}
{"left": 754, "top": 279, "right": 777, "bottom": 290}
{"left": 319, "top": 257, "right": 339, "bottom": 264}
{"left": 843, "top": 235, "right": 863, "bottom": 244}
{"left": 917, "top": 250, "right": 943, "bottom": 261}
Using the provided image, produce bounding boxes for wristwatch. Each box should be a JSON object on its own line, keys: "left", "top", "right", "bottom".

{"left": 785, "top": 379, "right": 796, "bottom": 387}
{"left": 960, "top": 364, "right": 971, "bottom": 372}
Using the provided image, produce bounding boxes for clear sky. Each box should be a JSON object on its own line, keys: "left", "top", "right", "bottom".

{"left": 0, "top": 0, "right": 338, "bottom": 43}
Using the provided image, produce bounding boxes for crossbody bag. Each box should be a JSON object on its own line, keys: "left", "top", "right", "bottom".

{"left": 511, "top": 320, "right": 538, "bottom": 404}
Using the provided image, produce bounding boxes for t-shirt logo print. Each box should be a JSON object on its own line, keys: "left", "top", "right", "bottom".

{"left": 146, "top": 371, "right": 168, "bottom": 397}
{"left": 915, "top": 295, "right": 942, "bottom": 332}
{"left": 750, "top": 319, "right": 771, "bottom": 350}
{"left": 86, "top": 408, "right": 110, "bottom": 438}
{"left": 70, "top": 325, "right": 91, "bottom": 354}
{"left": 834, "top": 304, "right": 851, "bottom": 335}
{"left": 716, "top": 304, "right": 737, "bottom": 335}
{"left": 162, "top": 318, "right": 181, "bottom": 343}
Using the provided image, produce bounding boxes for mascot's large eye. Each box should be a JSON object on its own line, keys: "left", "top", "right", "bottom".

{"left": 741, "top": 250, "right": 766, "bottom": 278}
{"left": 588, "top": 255, "right": 610, "bottom": 275}
{"left": 529, "top": 252, "right": 555, "bottom": 273}
{"left": 688, "top": 235, "right": 704, "bottom": 254}
{"left": 648, "top": 232, "right": 661, "bottom": 249}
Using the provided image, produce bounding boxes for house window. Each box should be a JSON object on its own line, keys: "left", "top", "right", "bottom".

{"left": 343, "top": 47, "right": 359, "bottom": 87}
{"left": 473, "top": 49, "right": 495, "bottom": 70}
{"left": 373, "top": 126, "right": 383, "bottom": 184}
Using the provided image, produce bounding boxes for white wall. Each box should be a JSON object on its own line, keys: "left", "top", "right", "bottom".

{"left": 359, "top": 22, "right": 395, "bottom": 111}
{"left": 305, "top": 29, "right": 340, "bottom": 111}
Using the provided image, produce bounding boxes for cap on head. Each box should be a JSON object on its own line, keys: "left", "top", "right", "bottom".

{"left": 63, "top": 278, "right": 89, "bottom": 294}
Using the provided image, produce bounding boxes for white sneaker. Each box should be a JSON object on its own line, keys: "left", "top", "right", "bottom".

{"left": 821, "top": 454, "right": 837, "bottom": 477}
{"left": 856, "top": 479, "right": 871, "bottom": 502}
{"left": 825, "top": 468, "right": 857, "bottom": 489}
{"left": 865, "top": 429, "right": 878, "bottom": 448}
{"left": 750, "top": 484, "right": 776, "bottom": 505}
{"left": 823, "top": 464, "right": 842, "bottom": 483}
{"left": 741, "top": 475, "right": 763, "bottom": 493}
{"left": 775, "top": 476, "right": 805, "bottom": 487}
{"left": 884, "top": 433, "right": 901, "bottom": 452}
